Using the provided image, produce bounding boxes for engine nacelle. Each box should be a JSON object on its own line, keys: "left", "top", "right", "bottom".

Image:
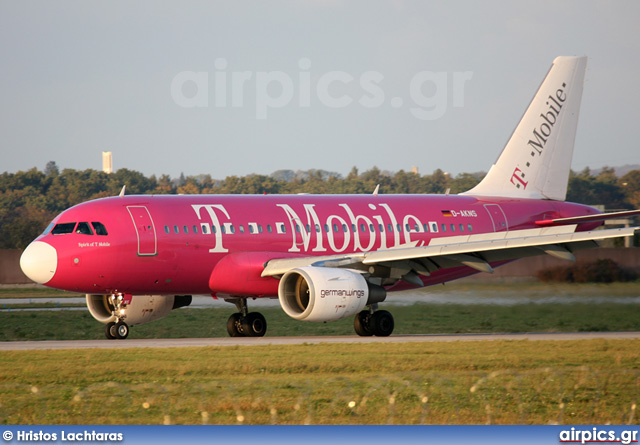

{"left": 278, "top": 267, "right": 386, "bottom": 322}
{"left": 86, "top": 294, "right": 192, "bottom": 326}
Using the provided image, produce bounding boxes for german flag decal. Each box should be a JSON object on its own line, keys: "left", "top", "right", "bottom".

{"left": 441, "top": 210, "right": 453, "bottom": 217}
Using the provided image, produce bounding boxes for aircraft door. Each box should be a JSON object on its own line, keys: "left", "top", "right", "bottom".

{"left": 484, "top": 204, "right": 509, "bottom": 232}
{"left": 127, "top": 206, "right": 158, "bottom": 256}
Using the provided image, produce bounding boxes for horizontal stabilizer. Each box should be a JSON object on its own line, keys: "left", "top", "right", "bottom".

{"left": 535, "top": 209, "right": 640, "bottom": 226}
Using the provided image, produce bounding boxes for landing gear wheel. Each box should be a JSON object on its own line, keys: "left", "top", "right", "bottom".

{"left": 227, "top": 313, "right": 243, "bottom": 337}
{"left": 105, "top": 322, "right": 116, "bottom": 340}
{"left": 241, "top": 312, "right": 267, "bottom": 337}
{"left": 370, "top": 310, "right": 394, "bottom": 337}
{"left": 115, "top": 321, "right": 129, "bottom": 339}
{"left": 225, "top": 299, "right": 268, "bottom": 337}
{"left": 354, "top": 311, "right": 374, "bottom": 336}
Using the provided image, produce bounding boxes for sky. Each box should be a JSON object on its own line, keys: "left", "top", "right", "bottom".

{"left": 1, "top": 0, "right": 639, "bottom": 180}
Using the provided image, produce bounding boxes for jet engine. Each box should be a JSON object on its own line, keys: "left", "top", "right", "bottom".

{"left": 86, "top": 294, "right": 192, "bottom": 326}
{"left": 278, "top": 266, "right": 386, "bottom": 322}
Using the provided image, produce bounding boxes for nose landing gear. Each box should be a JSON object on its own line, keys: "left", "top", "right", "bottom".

{"left": 105, "top": 321, "right": 129, "bottom": 339}
{"left": 104, "top": 293, "right": 130, "bottom": 340}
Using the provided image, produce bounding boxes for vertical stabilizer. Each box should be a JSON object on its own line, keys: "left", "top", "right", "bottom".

{"left": 463, "top": 56, "right": 587, "bottom": 201}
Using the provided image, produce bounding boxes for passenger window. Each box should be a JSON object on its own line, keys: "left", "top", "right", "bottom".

{"left": 441, "top": 224, "right": 447, "bottom": 232}
{"left": 388, "top": 224, "right": 393, "bottom": 232}
{"left": 201, "top": 223, "right": 209, "bottom": 234}
{"left": 450, "top": 224, "right": 456, "bottom": 232}
{"left": 239, "top": 225, "right": 245, "bottom": 233}
{"left": 397, "top": 224, "right": 402, "bottom": 232}
{"left": 183, "top": 225, "right": 189, "bottom": 234}
{"left": 51, "top": 222, "right": 76, "bottom": 235}
{"left": 165, "top": 225, "right": 170, "bottom": 234}
{"left": 258, "top": 225, "right": 263, "bottom": 233}
{"left": 423, "top": 224, "right": 429, "bottom": 233}
{"left": 76, "top": 222, "right": 93, "bottom": 235}
{"left": 193, "top": 225, "right": 199, "bottom": 234}
{"left": 267, "top": 225, "right": 273, "bottom": 233}
{"left": 92, "top": 222, "right": 108, "bottom": 236}
{"left": 459, "top": 224, "right": 464, "bottom": 232}
{"left": 468, "top": 224, "right": 473, "bottom": 232}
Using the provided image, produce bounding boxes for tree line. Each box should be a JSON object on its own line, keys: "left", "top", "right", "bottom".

{"left": 1, "top": 161, "right": 639, "bottom": 249}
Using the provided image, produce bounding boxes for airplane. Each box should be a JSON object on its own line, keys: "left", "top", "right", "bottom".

{"left": 19, "top": 56, "right": 640, "bottom": 340}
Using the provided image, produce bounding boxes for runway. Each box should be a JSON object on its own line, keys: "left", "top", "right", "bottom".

{"left": 1, "top": 331, "right": 639, "bottom": 351}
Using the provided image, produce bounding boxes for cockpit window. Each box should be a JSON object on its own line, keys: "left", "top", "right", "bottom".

{"left": 76, "top": 222, "right": 93, "bottom": 235}
{"left": 49, "top": 221, "right": 108, "bottom": 236}
{"left": 41, "top": 222, "right": 55, "bottom": 236}
{"left": 51, "top": 222, "right": 77, "bottom": 235}
{"left": 92, "top": 222, "right": 108, "bottom": 235}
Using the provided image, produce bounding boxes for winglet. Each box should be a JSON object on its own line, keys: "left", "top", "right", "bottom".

{"left": 119, "top": 185, "right": 126, "bottom": 198}
{"left": 373, "top": 184, "right": 380, "bottom": 196}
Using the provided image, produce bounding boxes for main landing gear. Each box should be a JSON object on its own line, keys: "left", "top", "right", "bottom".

{"left": 354, "top": 305, "right": 395, "bottom": 337}
{"left": 224, "top": 300, "right": 394, "bottom": 337}
{"left": 226, "top": 298, "right": 267, "bottom": 337}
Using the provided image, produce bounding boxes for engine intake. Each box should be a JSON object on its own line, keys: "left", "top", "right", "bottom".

{"left": 278, "top": 266, "right": 386, "bottom": 322}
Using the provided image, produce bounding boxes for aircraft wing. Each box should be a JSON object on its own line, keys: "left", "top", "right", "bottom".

{"left": 261, "top": 225, "right": 639, "bottom": 281}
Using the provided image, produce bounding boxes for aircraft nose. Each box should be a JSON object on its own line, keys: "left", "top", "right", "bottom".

{"left": 20, "top": 241, "right": 58, "bottom": 284}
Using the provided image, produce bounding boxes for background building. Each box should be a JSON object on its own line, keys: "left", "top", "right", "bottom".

{"left": 102, "top": 152, "right": 113, "bottom": 174}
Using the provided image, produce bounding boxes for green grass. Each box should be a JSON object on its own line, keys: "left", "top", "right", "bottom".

{"left": 421, "top": 281, "right": 640, "bottom": 297}
{"left": 0, "top": 340, "right": 638, "bottom": 425}
{"left": 1, "top": 283, "right": 639, "bottom": 425}
{"left": 1, "top": 303, "right": 81, "bottom": 310}
{"left": 0, "top": 287, "right": 76, "bottom": 298}
{"left": 1, "top": 302, "right": 640, "bottom": 341}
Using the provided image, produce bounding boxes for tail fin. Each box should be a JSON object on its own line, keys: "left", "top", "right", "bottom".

{"left": 463, "top": 56, "right": 588, "bottom": 201}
